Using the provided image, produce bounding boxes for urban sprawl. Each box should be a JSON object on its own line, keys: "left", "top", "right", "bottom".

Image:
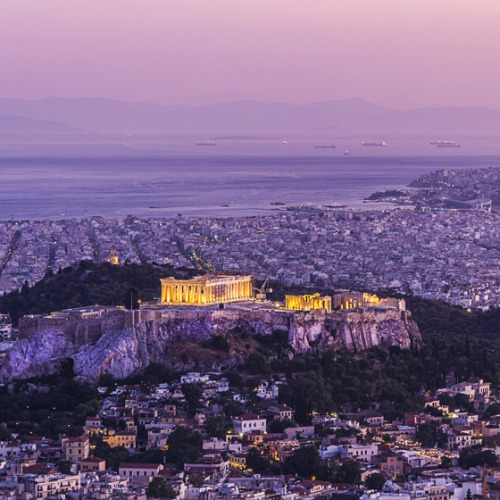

{"left": 0, "top": 372, "right": 499, "bottom": 499}
{"left": 2, "top": 167, "right": 500, "bottom": 309}
{"left": 1, "top": 168, "right": 500, "bottom": 499}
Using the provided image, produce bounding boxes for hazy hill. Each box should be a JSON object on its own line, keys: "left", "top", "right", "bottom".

{"left": 0, "top": 114, "right": 82, "bottom": 134}
{"left": 2, "top": 96, "right": 500, "bottom": 135}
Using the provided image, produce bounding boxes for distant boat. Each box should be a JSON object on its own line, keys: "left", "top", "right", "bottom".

{"left": 430, "top": 140, "right": 461, "bottom": 148}
{"left": 314, "top": 145, "right": 336, "bottom": 149}
{"left": 430, "top": 140, "right": 455, "bottom": 145}
{"left": 196, "top": 140, "right": 217, "bottom": 146}
{"left": 344, "top": 150, "right": 350, "bottom": 155}
{"left": 361, "top": 141, "right": 387, "bottom": 147}
{"left": 282, "top": 140, "right": 290, "bottom": 145}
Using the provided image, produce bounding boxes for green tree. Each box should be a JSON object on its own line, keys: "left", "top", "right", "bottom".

{"left": 73, "top": 399, "right": 101, "bottom": 424}
{"left": 224, "top": 400, "right": 244, "bottom": 418}
{"left": 164, "top": 427, "right": 203, "bottom": 469}
{"left": 181, "top": 383, "right": 204, "bottom": 413}
{"left": 416, "top": 423, "right": 437, "bottom": 448}
{"left": 143, "top": 363, "right": 173, "bottom": 385}
{"left": 147, "top": 477, "right": 177, "bottom": 498}
{"left": 0, "top": 427, "right": 11, "bottom": 441}
{"left": 98, "top": 373, "right": 115, "bottom": 387}
{"left": 209, "top": 335, "right": 230, "bottom": 352}
{"left": 365, "top": 472, "right": 386, "bottom": 491}
{"left": 438, "top": 393, "right": 455, "bottom": 408}
{"left": 483, "top": 403, "right": 500, "bottom": 419}
{"left": 188, "top": 473, "right": 205, "bottom": 487}
{"left": 459, "top": 448, "right": 498, "bottom": 468}
{"left": 268, "top": 418, "right": 295, "bottom": 434}
{"left": 93, "top": 441, "right": 130, "bottom": 470}
{"left": 134, "top": 449, "right": 165, "bottom": 464}
{"left": 336, "top": 460, "right": 361, "bottom": 485}
{"left": 244, "top": 352, "right": 270, "bottom": 375}
{"left": 246, "top": 447, "right": 271, "bottom": 474}
{"left": 54, "top": 460, "right": 73, "bottom": 475}
{"left": 454, "top": 393, "right": 474, "bottom": 411}
{"left": 205, "top": 416, "right": 227, "bottom": 439}
{"left": 284, "top": 446, "right": 323, "bottom": 479}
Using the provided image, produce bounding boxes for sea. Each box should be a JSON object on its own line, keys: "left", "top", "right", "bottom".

{"left": 1, "top": 134, "right": 500, "bottom": 220}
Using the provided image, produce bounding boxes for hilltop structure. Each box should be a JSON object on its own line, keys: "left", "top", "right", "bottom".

{"left": 285, "top": 293, "right": 332, "bottom": 313}
{"left": 334, "top": 292, "right": 405, "bottom": 311}
{"left": 160, "top": 274, "right": 253, "bottom": 306}
{"left": 9, "top": 275, "right": 420, "bottom": 382}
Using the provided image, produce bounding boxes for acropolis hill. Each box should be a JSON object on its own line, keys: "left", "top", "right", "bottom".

{"left": 2, "top": 275, "right": 420, "bottom": 383}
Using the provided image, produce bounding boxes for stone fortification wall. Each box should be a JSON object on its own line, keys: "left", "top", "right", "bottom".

{"left": 19, "top": 311, "right": 126, "bottom": 346}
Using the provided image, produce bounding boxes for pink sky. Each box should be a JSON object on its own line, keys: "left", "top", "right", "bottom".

{"left": 1, "top": 0, "right": 500, "bottom": 109}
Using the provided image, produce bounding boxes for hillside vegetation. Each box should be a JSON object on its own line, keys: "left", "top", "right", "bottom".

{"left": 0, "top": 260, "right": 201, "bottom": 323}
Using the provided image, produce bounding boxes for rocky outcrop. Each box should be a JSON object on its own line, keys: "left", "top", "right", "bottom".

{"left": 288, "top": 309, "right": 420, "bottom": 353}
{"left": 0, "top": 330, "right": 75, "bottom": 381}
{"left": 1, "top": 307, "right": 421, "bottom": 384}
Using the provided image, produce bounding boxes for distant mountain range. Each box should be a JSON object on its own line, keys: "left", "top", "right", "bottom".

{"left": 1, "top": 96, "right": 500, "bottom": 135}
{"left": 0, "top": 114, "right": 82, "bottom": 134}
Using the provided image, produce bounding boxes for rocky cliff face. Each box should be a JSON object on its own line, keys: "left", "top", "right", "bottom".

{"left": 0, "top": 330, "right": 75, "bottom": 381}
{"left": 0, "top": 307, "right": 420, "bottom": 384}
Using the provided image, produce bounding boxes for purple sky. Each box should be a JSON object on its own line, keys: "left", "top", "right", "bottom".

{"left": 1, "top": 0, "right": 500, "bottom": 109}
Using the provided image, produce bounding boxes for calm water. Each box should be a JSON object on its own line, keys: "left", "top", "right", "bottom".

{"left": 1, "top": 136, "right": 500, "bottom": 219}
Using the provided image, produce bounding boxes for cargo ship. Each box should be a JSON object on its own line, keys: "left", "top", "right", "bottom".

{"left": 361, "top": 141, "right": 387, "bottom": 147}
{"left": 195, "top": 140, "right": 217, "bottom": 146}
{"left": 430, "top": 140, "right": 461, "bottom": 148}
{"left": 430, "top": 140, "right": 455, "bottom": 145}
{"left": 314, "top": 145, "right": 336, "bottom": 149}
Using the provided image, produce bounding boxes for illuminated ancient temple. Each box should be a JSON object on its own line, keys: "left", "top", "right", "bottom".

{"left": 285, "top": 293, "right": 332, "bottom": 313}
{"left": 333, "top": 292, "right": 405, "bottom": 311}
{"left": 160, "top": 274, "right": 254, "bottom": 306}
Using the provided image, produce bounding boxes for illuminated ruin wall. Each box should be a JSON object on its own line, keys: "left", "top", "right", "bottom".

{"left": 285, "top": 293, "right": 332, "bottom": 313}
{"left": 334, "top": 293, "right": 405, "bottom": 311}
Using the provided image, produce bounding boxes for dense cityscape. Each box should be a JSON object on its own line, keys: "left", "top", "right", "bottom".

{"left": 0, "top": 166, "right": 500, "bottom": 498}
{"left": 0, "top": 369, "right": 498, "bottom": 499}
{"left": 2, "top": 168, "right": 500, "bottom": 309}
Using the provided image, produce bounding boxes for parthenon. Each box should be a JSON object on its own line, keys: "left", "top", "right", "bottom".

{"left": 160, "top": 274, "right": 254, "bottom": 306}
